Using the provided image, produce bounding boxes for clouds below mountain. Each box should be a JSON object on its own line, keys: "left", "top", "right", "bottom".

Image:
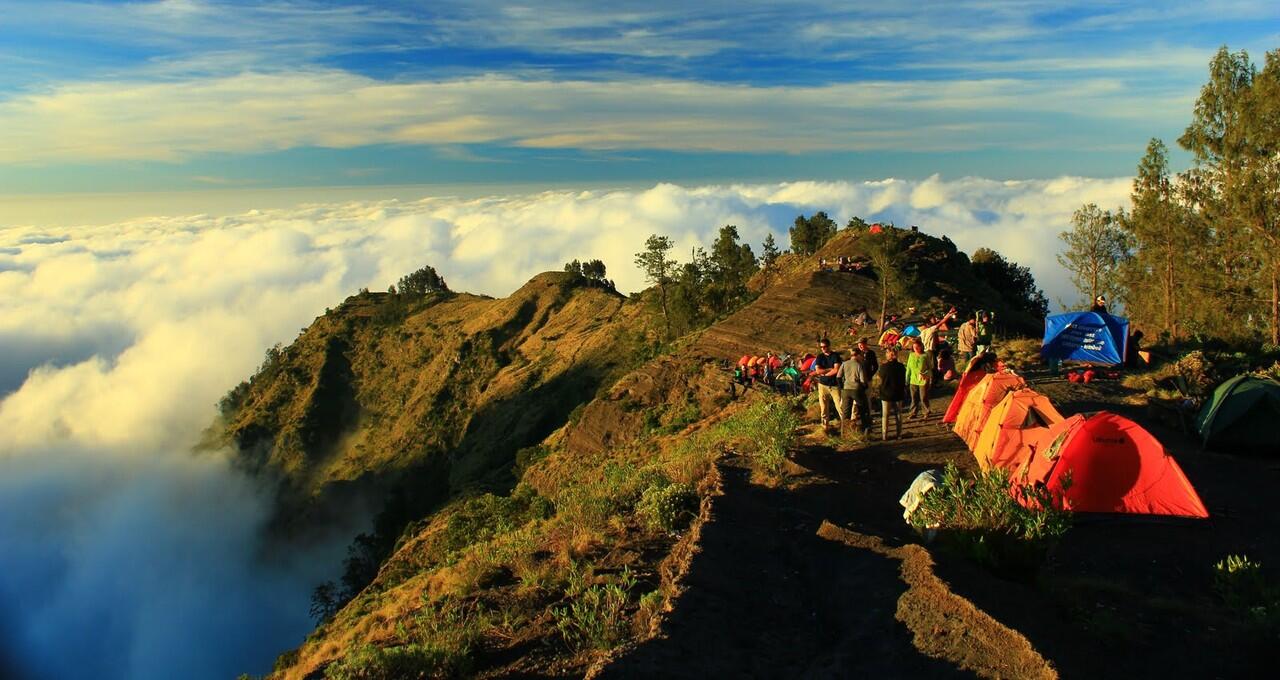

{"left": 0, "top": 176, "right": 1129, "bottom": 678}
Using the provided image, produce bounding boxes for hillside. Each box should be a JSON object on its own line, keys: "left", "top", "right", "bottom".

{"left": 253, "top": 226, "right": 1081, "bottom": 679}
{"left": 209, "top": 272, "right": 655, "bottom": 532}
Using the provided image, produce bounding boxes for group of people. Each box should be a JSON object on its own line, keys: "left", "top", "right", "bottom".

{"left": 809, "top": 308, "right": 998, "bottom": 440}
{"left": 817, "top": 255, "right": 868, "bottom": 273}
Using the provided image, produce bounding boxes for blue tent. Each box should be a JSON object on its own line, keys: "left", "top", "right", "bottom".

{"left": 901, "top": 324, "right": 921, "bottom": 337}
{"left": 1041, "top": 311, "right": 1129, "bottom": 366}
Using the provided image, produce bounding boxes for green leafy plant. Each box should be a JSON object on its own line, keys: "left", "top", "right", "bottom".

{"left": 909, "top": 463, "right": 1073, "bottom": 577}
{"left": 1213, "top": 554, "right": 1279, "bottom": 628}
{"left": 553, "top": 569, "right": 637, "bottom": 651}
{"left": 324, "top": 642, "right": 464, "bottom": 680}
{"left": 636, "top": 482, "right": 698, "bottom": 533}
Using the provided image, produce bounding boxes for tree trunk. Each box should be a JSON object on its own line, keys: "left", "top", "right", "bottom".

{"left": 879, "top": 284, "right": 889, "bottom": 333}
{"left": 658, "top": 284, "right": 671, "bottom": 340}
{"left": 1272, "top": 266, "right": 1279, "bottom": 347}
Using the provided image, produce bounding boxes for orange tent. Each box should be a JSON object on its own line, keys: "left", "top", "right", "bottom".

{"left": 1017, "top": 412, "right": 1208, "bottom": 518}
{"left": 953, "top": 372, "right": 1027, "bottom": 450}
{"left": 943, "top": 368, "right": 988, "bottom": 424}
{"left": 972, "top": 390, "right": 1063, "bottom": 472}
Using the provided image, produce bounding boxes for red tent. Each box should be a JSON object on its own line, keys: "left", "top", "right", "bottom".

{"left": 869, "top": 223, "right": 884, "bottom": 234}
{"left": 799, "top": 353, "right": 817, "bottom": 371}
{"left": 1018, "top": 412, "right": 1209, "bottom": 518}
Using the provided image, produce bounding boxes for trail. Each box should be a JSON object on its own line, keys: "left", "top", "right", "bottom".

{"left": 601, "top": 390, "right": 1053, "bottom": 679}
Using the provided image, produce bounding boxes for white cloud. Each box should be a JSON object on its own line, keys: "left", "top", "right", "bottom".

{"left": 0, "top": 176, "right": 1132, "bottom": 677}
{"left": 0, "top": 70, "right": 1190, "bottom": 164}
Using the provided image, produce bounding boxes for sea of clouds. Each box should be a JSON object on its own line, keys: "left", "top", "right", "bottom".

{"left": 0, "top": 176, "right": 1130, "bottom": 678}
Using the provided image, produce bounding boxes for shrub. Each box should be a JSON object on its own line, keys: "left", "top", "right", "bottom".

{"left": 553, "top": 570, "right": 637, "bottom": 650}
{"left": 440, "top": 486, "right": 553, "bottom": 557}
{"left": 324, "top": 642, "right": 463, "bottom": 680}
{"left": 1213, "top": 554, "right": 1280, "bottom": 627}
{"left": 727, "top": 399, "right": 800, "bottom": 477}
{"left": 910, "top": 463, "right": 1072, "bottom": 577}
{"left": 636, "top": 482, "right": 698, "bottom": 533}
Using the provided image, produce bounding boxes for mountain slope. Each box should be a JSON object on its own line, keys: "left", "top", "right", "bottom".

{"left": 210, "top": 272, "right": 654, "bottom": 530}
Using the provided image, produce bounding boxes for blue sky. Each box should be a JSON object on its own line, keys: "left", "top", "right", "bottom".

{"left": 1, "top": 0, "right": 1277, "bottom": 193}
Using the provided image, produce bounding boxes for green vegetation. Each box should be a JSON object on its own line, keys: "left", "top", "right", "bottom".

{"left": 718, "top": 398, "right": 801, "bottom": 479}
{"left": 910, "top": 463, "right": 1073, "bottom": 577}
{"left": 971, "top": 248, "right": 1049, "bottom": 318}
{"left": 396, "top": 265, "right": 450, "bottom": 296}
{"left": 1063, "top": 46, "right": 1280, "bottom": 346}
{"left": 636, "top": 482, "right": 698, "bottom": 533}
{"left": 563, "top": 258, "right": 614, "bottom": 289}
{"left": 553, "top": 569, "right": 638, "bottom": 651}
{"left": 789, "top": 211, "right": 837, "bottom": 255}
{"left": 1058, "top": 204, "right": 1130, "bottom": 308}
{"left": 1213, "top": 554, "right": 1279, "bottom": 631}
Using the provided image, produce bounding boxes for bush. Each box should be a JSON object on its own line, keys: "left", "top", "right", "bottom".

{"left": 636, "top": 482, "right": 698, "bottom": 533}
{"left": 440, "top": 486, "right": 553, "bottom": 557}
{"left": 1213, "top": 554, "right": 1280, "bottom": 628}
{"left": 910, "top": 463, "right": 1072, "bottom": 577}
{"left": 324, "top": 642, "right": 464, "bottom": 680}
{"left": 727, "top": 399, "right": 800, "bottom": 477}
{"left": 553, "top": 570, "right": 637, "bottom": 651}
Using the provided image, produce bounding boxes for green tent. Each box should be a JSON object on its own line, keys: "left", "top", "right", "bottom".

{"left": 1195, "top": 374, "right": 1280, "bottom": 453}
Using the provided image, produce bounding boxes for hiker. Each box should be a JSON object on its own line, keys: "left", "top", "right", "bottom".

{"left": 838, "top": 347, "right": 872, "bottom": 435}
{"left": 937, "top": 341, "right": 957, "bottom": 381}
{"left": 1091, "top": 295, "right": 1108, "bottom": 314}
{"left": 878, "top": 347, "right": 907, "bottom": 440}
{"left": 1126, "top": 330, "right": 1145, "bottom": 368}
{"left": 763, "top": 351, "right": 778, "bottom": 385}
{"left": 811, "top": 338, "right": 843, "bottom": 431}
{"left": 975, "top": 312, "right": 993, "bottom": 355}
{"left": 905, "top": 338, "right": 932, "bottom": 419}
{"left": 957, "top": 314, "right": 977, "bottom": 367}
{"left": 856, "top": 337, "right": 878, "bottom": 380}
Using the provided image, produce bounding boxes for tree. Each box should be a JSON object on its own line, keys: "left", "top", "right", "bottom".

{"left": 971, "top": 248, "right": 1050, "bottom": 318}
{"left": 397, "top": 265, "right": 449, "bottom": 296}
{"left": 1180, "top": 46, "right": 1280, "bottom": 345}
{"left": 789, "top": 211, "right": 838, "bottom": 255}
{"left": 1058, "top": 204, "right": 1130, "bottom": 307}
{"left": 635, "top": 234, "right": 677, "bottom": 338}
{"left": 708, "top": 225, "right": 758, "bottom": 312}
{"left": 846, "top": 216, "right": 870, "bottom": 231}
{"left": 760, "top": 233, "right": 781, "bottom": 271}
{"left": 564, "top": 258, "right": 611, "bottom": 287}
{"left": 1121, "top": 138, "right": 1207, "bottom": 340}
{"left": 864, "top": 230, "right": 914, "bottom": 330}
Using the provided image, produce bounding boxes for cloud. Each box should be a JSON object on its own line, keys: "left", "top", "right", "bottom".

{"left": 0, "top": 70, "right": 1191, "bottom": 164}
{"left": 0, "top": 176, "right": 1131, "bottom": 678}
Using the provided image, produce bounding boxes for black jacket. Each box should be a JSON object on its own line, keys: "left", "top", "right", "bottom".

{"left": 877, "top": 359, "right": 907, "bottom": 402}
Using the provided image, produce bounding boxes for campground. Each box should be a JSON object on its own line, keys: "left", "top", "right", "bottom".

{"left": 611, "top": 356, "right": 1279, "bottom": 678}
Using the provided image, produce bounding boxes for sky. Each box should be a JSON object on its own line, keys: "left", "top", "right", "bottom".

{"left": 0, "top": 0, "right": 1278, "bottom": 195}
{"left": 1, "top": 3, "right": 1277, "bottom": 679}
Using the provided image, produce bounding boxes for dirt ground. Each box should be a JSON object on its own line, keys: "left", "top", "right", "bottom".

{"left": 600, "top": 367, "right": 1280, "bottom": 679}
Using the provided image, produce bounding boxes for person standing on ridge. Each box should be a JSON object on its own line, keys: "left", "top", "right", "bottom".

{"left": 957, "top": 313, "right": 977, "bottom": 367}
{"left": 877, "top": 347, "right": 907, "bottom": 440}
{"left": 975, "top": 312, "right": 993, "bottom": 356}
{"left": 811, "top": 338, "right": 843, "bottom": 432}
{"left": 857, "top": 337, "right": 878, "bottom": 380}
{"left": 905, "top": 338, "right": 932, "bottom": 419}
{"left": 838, "top": 347, "right": 872, "bottom": 436}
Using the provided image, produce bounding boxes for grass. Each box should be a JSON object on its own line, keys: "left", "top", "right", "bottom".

{"left": 553, "top": 568, "right": 638, "bottom": 651}
{"left": 1213, "top": 554, "right": 1280, "bottom": 633}
{"left": 909, "top": 463, "right": 1072, "bottom": 578}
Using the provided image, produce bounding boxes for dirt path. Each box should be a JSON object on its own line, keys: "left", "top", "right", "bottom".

{"left": 601, "top": 373, "right": 1280, "bottom": 679}
{"left": 600, "top": 391, "right": 1054, "bottom": 678}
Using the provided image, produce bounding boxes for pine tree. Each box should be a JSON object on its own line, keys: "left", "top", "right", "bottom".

{"left": 635, "top": 235, "right": 677, "bottom": 338}
{"left": 1180, "top": 47, "right": 1280, "bottom": 345}
{"left": 1058, "top": 204, "right": 1130, "bottom": 307}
